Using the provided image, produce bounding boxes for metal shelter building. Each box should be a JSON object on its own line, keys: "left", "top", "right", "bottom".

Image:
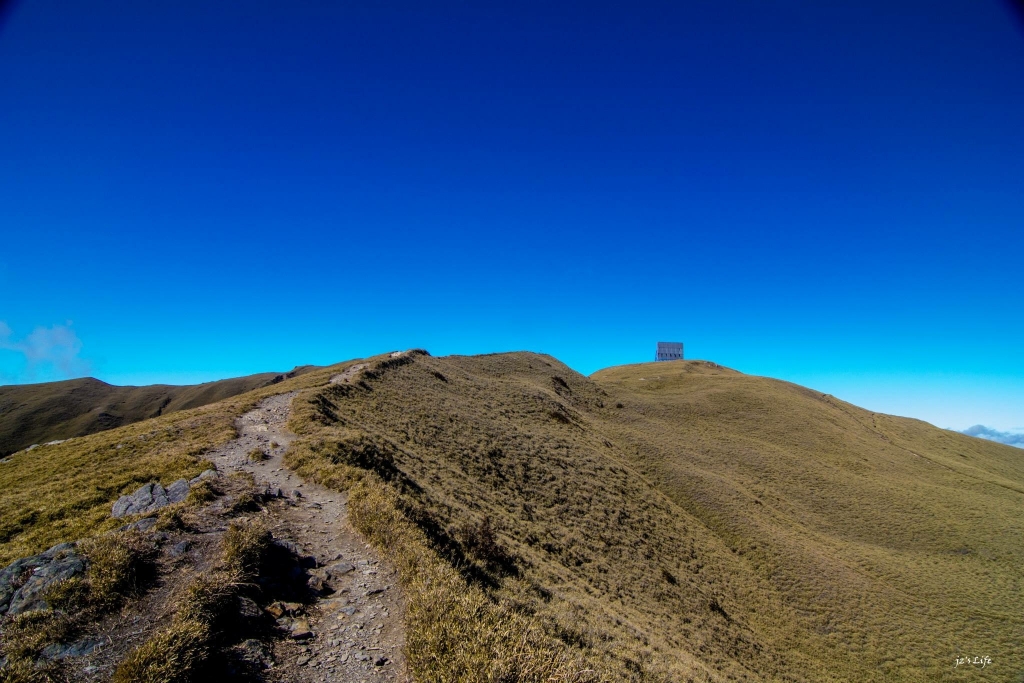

{"left": 656, "top": 342, "right": 684, "bottom": 361}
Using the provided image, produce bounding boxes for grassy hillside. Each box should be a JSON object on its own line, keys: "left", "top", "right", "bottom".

{"left": 2, "top": 351, "right": 1020, "bottom": 680}
{"left": 0, "top": 363, "right": 343, "bottom": 566}
{"left": 0, "top": 367, "right": 317, "bottom": 456}
{"left": 286, "top": 353, "right": 1023, "bottom": 681}
{"left": 593, "top": 360, "right": 1024, "bottom": 681}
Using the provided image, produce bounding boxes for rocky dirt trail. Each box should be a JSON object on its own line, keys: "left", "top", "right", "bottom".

{"left": 205, "top": 363, "right": 409, "bottom": 683}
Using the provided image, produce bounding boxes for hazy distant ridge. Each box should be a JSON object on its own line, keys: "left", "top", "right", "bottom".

{"left": 0, "top": 367, "right": 317, "bottom": 455}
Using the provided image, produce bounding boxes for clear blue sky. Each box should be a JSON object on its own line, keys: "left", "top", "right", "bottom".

{"left": 1, "top": 0, "right": 1022, "bottom": 433}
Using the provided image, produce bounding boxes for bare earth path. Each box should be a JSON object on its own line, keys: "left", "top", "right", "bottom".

{"left": 205, "top": 366, "right": 409, "bottom": 682}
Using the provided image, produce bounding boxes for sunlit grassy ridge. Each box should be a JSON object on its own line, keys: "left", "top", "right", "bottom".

{"left": 286, "top": 353, "right": 851, "bottom": 680}
{"left": 2, "top": 351, "right": 1020, "bottom": 681}
{"left": 593, "top": 360, "right": 1024, "bottom": 681}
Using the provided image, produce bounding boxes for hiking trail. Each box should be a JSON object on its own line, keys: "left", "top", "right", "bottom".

{"left": 206, "top": 363, "right": 408, "bottom": 682}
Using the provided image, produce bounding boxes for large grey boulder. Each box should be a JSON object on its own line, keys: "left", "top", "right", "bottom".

{"left": 0, "top": 543, "right": 85, "bottom": 617}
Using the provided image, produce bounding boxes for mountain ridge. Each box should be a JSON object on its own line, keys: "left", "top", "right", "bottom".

{"left": 0, "top": 352, "right": 1020, "bottom": 680}
{"left": 0, "top": 366, "right": 319, "bottom": 455}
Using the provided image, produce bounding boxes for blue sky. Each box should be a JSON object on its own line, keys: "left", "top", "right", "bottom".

{"left": 1, "top": 0, "right": 1022, "bottom": 432}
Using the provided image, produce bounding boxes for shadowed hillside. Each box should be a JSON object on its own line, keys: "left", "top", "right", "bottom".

{"left": 0, "top": 367, "right": 318, "bottom": 455}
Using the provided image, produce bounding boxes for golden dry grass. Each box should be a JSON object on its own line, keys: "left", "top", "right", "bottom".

{"left": 0, "top": 530, "right": 160, "bottom": 680}
{"left": 0, "top": 364, "right": 343, "bottom": 566}
{"left": 5, "top": 350, "right": 1021, "bottom": 681}
{"left": 593, "top": 360, "right": 1024, "bottom": 681}
{"left": 285, "top": 351, "right": 1024, "bottom": 681}
{"left": 111, "top": 518, "right": 271, "bottom": 683}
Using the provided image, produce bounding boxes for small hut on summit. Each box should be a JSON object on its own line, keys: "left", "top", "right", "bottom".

{"left": 655, "top": 341, "right": 683, "bottom": 361}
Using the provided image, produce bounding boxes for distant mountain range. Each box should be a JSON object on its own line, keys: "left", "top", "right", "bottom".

{"left": 0, "top": 367, "right": 317, "bottom": 455}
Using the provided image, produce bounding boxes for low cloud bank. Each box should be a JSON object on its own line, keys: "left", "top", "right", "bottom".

{"left": 960, "top": 425, "right": 1024, "bottom": 449}
{"left": 0, "top": 321, "right": 91, "bottom": 383}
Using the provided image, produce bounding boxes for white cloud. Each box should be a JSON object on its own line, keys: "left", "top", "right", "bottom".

{"left": 0, "top": 321, "right": 91, "bottom": 383}
{"left": 960, "top": 425, "right": 1024, "bottom": 449}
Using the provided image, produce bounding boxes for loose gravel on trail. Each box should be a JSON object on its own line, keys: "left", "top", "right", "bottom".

{"left": 205, "top": 368, "right": 408, "bottom": 683}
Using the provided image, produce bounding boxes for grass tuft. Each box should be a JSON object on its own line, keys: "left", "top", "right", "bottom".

{"left": 110, "top": 618, "right": 211, "bottom": 683}
{"left": 112, "top": 518, "right": 270, "bottom": 683}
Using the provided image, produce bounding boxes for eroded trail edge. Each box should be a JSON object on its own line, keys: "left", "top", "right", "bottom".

{"left": 206, "top": 373, "right": 407, "bottom": 683}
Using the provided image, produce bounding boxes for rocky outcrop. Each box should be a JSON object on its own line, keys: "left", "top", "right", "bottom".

{"left": 0, "top": 543, "right": 86, "bottom": 617}
{"left": 110, "top": 470, "right": 218, "bottom": 518}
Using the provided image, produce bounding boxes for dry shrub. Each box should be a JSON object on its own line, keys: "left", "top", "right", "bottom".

{"left": 112, "top": 519, "right": 270, "bottom": 683}
{"left": 80, "top": 531, "right": 158, "bottom": 607}
{"left": 110, "top": 619, "right": 211, "bottom": 683}
{"left": 185, "top": 480, "right": 217, "bottom": 506}
{"left": 221, "top": 519, "right": 271, "bottom": 579}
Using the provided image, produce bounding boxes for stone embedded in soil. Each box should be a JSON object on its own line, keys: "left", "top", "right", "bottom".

{"left": 307, "top": 573, "right": 330, "bottom": 594}
{"left": 290, "top": 618, "right": 314, "bottom": 639}
{"left": 324, "top": 562, "right": 355, "bottom": 579}
{"left": 0, "top": 543, "right": 85, "bottom": 616}
{"left": 120, "top": 516, "right": 158, "bottom": 533}
{"left": 168, "top": 540, "right": 191, "bottom": 557}
{"left": 41, "top": 637, "right": 101, "bottom": 660}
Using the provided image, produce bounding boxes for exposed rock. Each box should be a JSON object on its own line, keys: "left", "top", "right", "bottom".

{"left": 166, "top": 478, "right": 190, "bottom": 503}
{"left": 120, "top": 517, "right": 158, "bottom": 533}
{"left": 237, "top": 595, "right": 262, "bottom": 620}
{"left": 112, "top": 482, "right": 169, "bottom": 518}
{"left": 0, "top": 543, "right": 85, "bottom": 616}
{"left": 111, "top": 473, "right": 223, "bottom": 518}
{"left": 168, "top": 540, "right": 192, "bottom": 557}
{"left": 189, "top": 469, "right": 219, "bottom": 485}
{"left": 290, "top": 618, "right": 313, "bottom": 639}
{"left": 273, "top": 538, "right": 299, "bottom": 555}
{"left": 40, "top": 637, "right": 101, "bottom": 660}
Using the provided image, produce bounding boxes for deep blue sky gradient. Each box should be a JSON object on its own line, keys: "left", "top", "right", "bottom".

{"left": 1, "top": 1, "right": 1022, "bottom": 431}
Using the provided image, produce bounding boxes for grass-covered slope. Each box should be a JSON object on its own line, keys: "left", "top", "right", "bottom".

{"left": 3, "top": 350, "right": 1020, "bottom": 680}
{"left": 288, "top": 352, "right": 1023, "bottom": 681}
{"left": 593, "top": 360, "right": 1024, "bottom": 681}
{"left": 0, "top": 366, "right": 317, "bottom": 456}
{"left": 0, "top": 364, "right": 339, "bottom": 566}
{"left": 284, "top": 354, "right": 801, "bottom": 680}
